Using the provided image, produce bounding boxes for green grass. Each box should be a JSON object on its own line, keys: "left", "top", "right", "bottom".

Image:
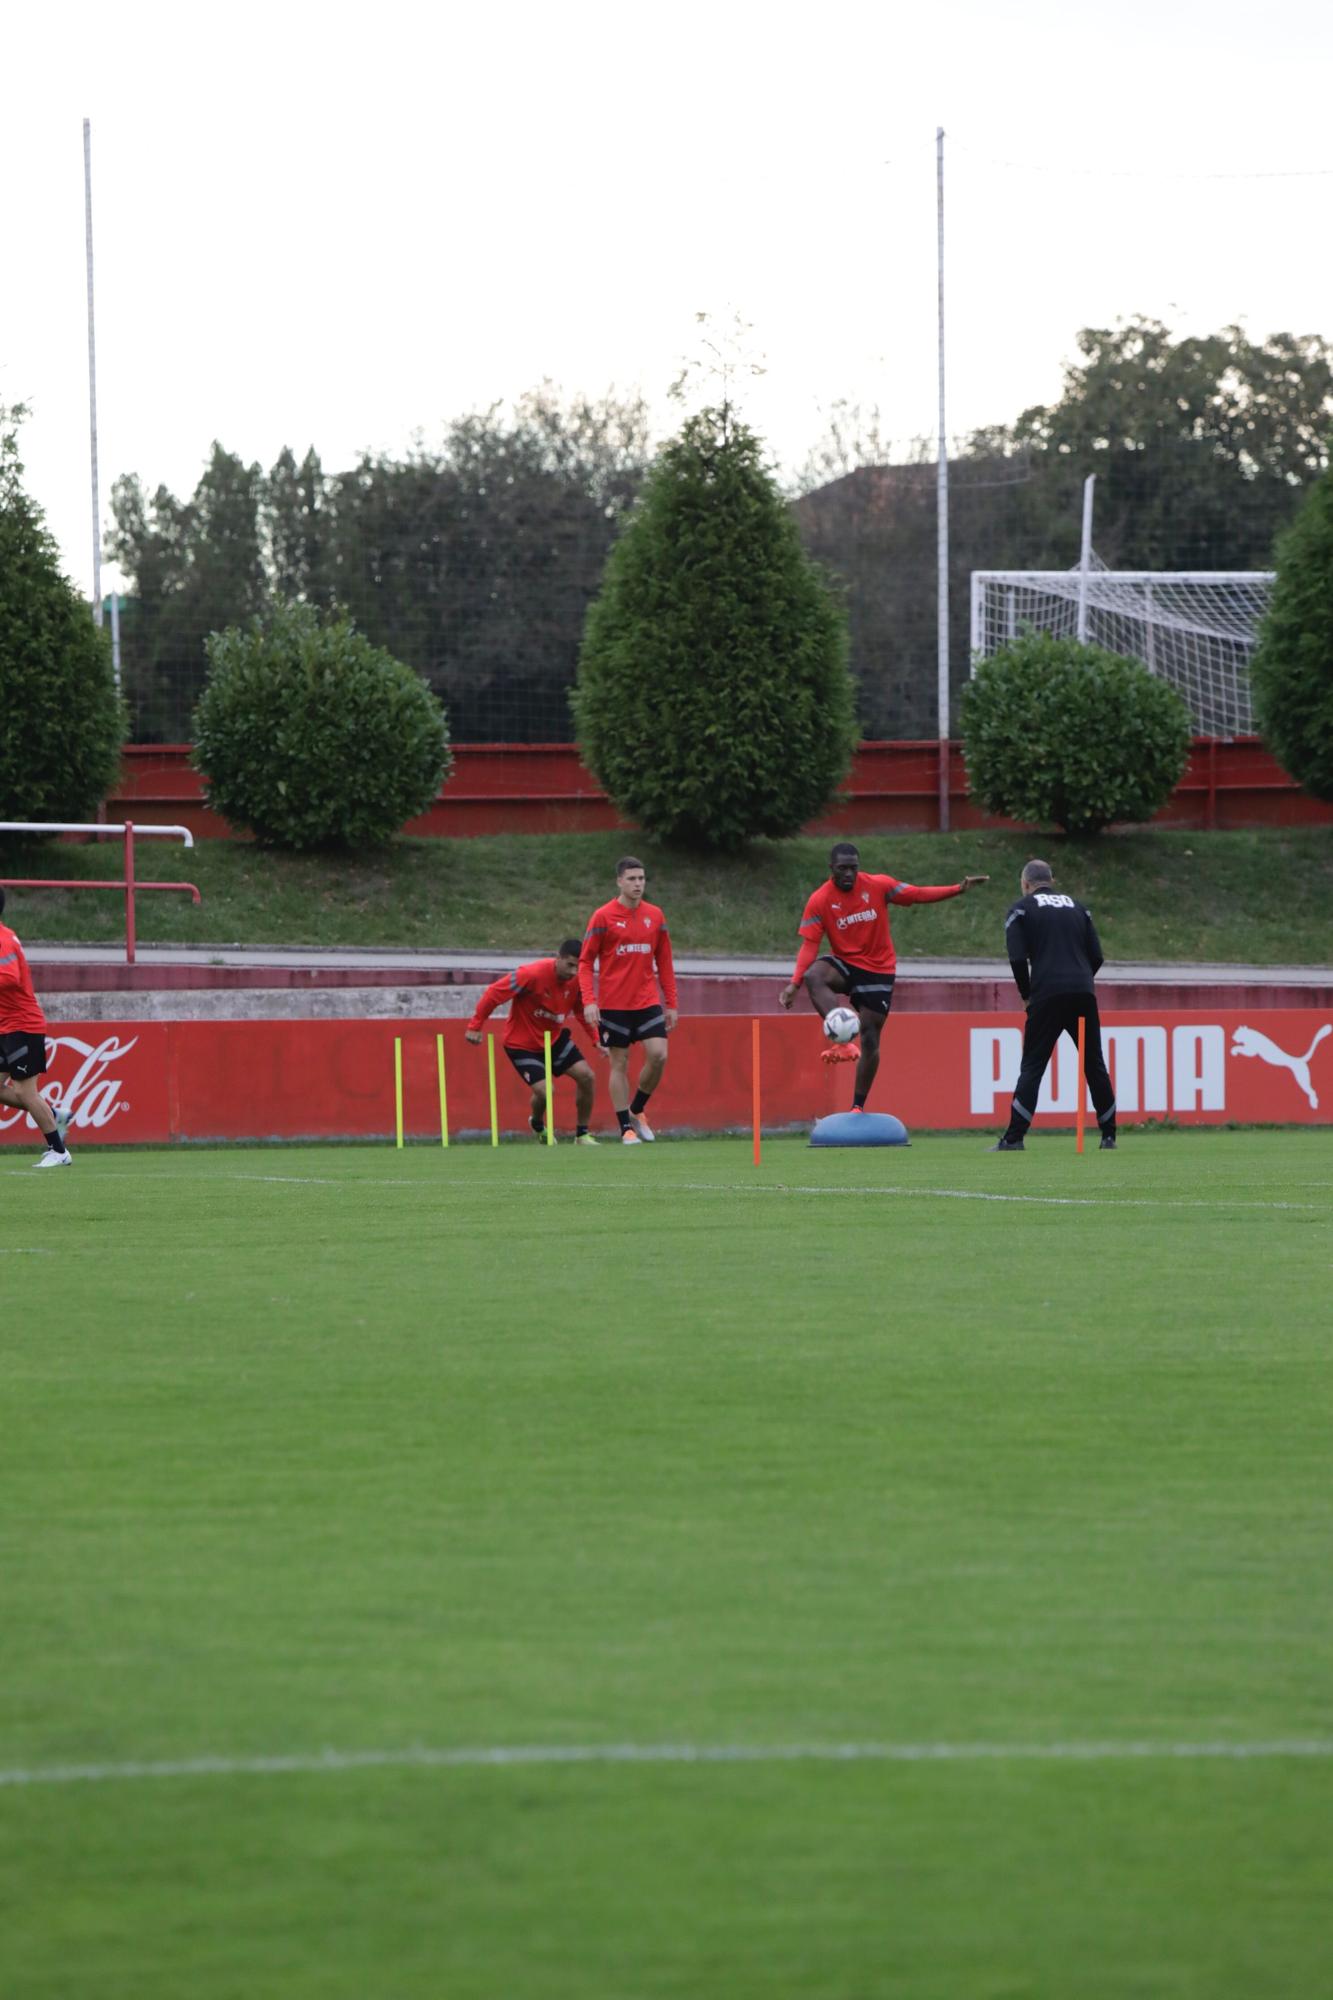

{"left": 3, "top": 827, "right": 1333, "bottom": 962}
{"left": 3, "top": 1133, "right": 1331, "bottom": 1997}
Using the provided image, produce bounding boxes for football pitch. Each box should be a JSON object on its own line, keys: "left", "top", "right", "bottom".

{"left": 4, "top": 1132, "right": 1331, "bottom": 1999}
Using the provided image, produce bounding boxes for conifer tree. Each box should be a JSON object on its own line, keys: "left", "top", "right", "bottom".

{"left": 0, "top": 404, "right": 125, "bottom": 820}
{"left": 573, "top": 406, "right": 856, "bottom": 847}
{"left": 1251, "top": 462, "right": 1333, "bottom": 801}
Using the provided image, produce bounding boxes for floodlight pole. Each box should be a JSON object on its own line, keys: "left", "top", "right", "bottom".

{"left": 1076, "top": 473, "right": 1096, "bottom": 642}
{"left": 935, "top": 125, "right": 950, "bottom": 832}
{"left": 84, "top": 117, "right": 103, "bottom": 626}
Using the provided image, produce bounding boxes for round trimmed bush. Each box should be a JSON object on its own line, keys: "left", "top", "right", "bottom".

{"left": 961, "top": 631, "right": 1191, "bottom": 834}
{"left": 192, "top": 602, "right": 450, "bottom": 849}
{"left": 1250, "top": 464, "right": 1333, "bottom": 801}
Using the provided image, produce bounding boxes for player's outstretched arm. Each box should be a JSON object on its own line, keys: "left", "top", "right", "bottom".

{"left": 465, "top": 971, "right": 511, "bottom": 1041}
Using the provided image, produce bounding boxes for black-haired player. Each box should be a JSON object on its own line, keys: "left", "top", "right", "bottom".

{"left": 466, "top": 940, "right": 604, "bottom": 1144}
{"left": 779, "top": 842, "right": 988, "bottom": 1111}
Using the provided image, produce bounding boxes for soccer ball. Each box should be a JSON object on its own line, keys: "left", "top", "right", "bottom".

{"left": 823, "top": 1006, "right": 861, "bottom": 1044}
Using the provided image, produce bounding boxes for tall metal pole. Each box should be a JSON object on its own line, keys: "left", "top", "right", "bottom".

{"left": 84, "top": 117, "right": 103, "bottom": 625}
{"left": 935, "top": 126, "right": 950, "bottom": 832}
{"left": 1076, "top": 473, "right": 1096, "bottom": 643}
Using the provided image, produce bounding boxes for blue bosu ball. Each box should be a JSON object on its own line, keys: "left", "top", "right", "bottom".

{"left": 809, "top": 1111, "right": 910, "bottom": 1147}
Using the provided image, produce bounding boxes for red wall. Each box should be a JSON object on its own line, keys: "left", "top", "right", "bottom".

{"left": 6, "top": 1013, "right": 1330, "bottom": 1146}
{"left": 109, "top": 739, "right": 1333, "bottom": 839}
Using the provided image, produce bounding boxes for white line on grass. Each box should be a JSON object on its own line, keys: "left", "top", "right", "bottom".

{"left": 3, "top": 1167, "right": 1324, "bottom": 1214}
{"left": 2, "top": 1738, "right": 1331, "bottom": 1789}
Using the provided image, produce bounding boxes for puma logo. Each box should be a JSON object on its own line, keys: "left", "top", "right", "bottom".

{"left": 1231, "top": 1023, "right": 1332, "bottom": 1110}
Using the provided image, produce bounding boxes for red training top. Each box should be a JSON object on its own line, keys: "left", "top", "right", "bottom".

{"left": 790, "top": 871, "right": 962, "bottom": 985}
{"left": 0, "top": 924, "right": 47, "bottom": 1035}
{"left": 467, "top": 958, "right": 590, "bottom": 1054}
{"left": 579, "top": 898, "right": 678, "bottom": 1011}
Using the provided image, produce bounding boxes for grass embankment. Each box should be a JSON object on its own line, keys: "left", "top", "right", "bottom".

{"left": 2, "top": 827, "right": 1332, "bottom": 962}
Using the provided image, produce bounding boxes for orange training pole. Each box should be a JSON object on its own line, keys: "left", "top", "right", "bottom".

{"left": 752, "top": 1018, "right": 762, "bottom": 1167}
{"left": 1076, "top": 1015, "right": 1087, "bottom": 1154}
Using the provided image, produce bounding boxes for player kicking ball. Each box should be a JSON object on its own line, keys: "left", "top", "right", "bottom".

{"left": 579, "top": 857, "right": 678, "bottom": 1144}
{"left": 0, "top": 890, "right": 72, "bottom": 1167}
{"left": 466, "top": 939, "right": 605, "bottom": 1144}
{"left": 780, "top": 842, "right": 988, "bottom": 1113}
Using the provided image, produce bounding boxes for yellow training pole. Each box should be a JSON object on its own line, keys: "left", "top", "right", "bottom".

{"left": 543, "top": 1030, "right": 555, "bottom": 1145}
{"left": 487, "top": 1033, "right": 499, "bottom": 1147}
{"left": 1076, "top": 1015, "right": 1087, "bottom": 1155}
{"left": 393, "top": 1036, "right": 404, "bottom": 1149}
{"left": 437, "top": 1032, "right": 449, "bottom": 1148}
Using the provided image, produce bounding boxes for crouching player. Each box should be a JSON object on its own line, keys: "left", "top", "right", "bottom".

{"left": 466, "top": 939, "right": 603, "bottom": 1144}
{"left": 0, "top": 889, "right": 72, "bottom": 1167}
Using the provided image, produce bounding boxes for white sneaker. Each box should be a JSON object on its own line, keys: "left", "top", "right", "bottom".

{"left": 621, "top": 1128, "right": 643, "bottom": 1145}
{"left": 631, "top": 1114, "right": 656, "bottom": 1142}
{"left": 34, "top": 1149, "right": 72, "bottom": 1168}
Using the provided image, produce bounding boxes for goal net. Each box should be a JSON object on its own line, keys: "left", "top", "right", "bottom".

{"left": 970, "top": 569, "right": 1274, "bottom": 737}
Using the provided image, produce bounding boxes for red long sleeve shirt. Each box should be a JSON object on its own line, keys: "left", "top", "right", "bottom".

{"left": 790, "top": 872, "right": 962, "bottom": 985}
{"left": 0, "top": 925, "right": 47, "bottom": 1034}
{"left": 467, "top": 958, "right": 590, "bottom": 1053}
{"left": 579, "top": 899, "right": 678, "bottom": 1010}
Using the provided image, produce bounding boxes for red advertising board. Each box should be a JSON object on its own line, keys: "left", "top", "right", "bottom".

{"left": 3, "top": 1013, "right": 1331, "bottom": 1146}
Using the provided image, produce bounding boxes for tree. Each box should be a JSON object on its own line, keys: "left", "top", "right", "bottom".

{"left": 1250, "top": 463, "right": 1333, "bottom": 800}
{"left": 789, "top": 321, "right": 1333, "bottom": 740}
{"left": 111, "top": 389, "right": 653, "bottom": 743}
{"left": 0, "top": 402, "right": 125, "bottom": 821}
{"left": 108, "top": 443, "right": 268, "bottom": 740}
{"left": 192, "top": 601, "right": 450, "bottom": 849}
{"left": 573, "top": 405, "right": 856, "bottom": 848}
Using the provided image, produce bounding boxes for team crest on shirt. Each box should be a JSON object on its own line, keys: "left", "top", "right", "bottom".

{"left": 862, "top": 891, "right": 870, "bottom": 902}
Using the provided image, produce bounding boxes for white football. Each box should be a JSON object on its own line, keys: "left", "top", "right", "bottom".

{"left": 823, "top": 1006, "right": 861, "bottom": 1044}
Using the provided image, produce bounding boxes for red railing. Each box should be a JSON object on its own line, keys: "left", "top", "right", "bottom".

{"left": 0, "top": 820, "right": 201, "bottom": 964}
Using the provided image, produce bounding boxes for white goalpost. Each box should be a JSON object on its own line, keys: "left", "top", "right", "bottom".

{"left": 970, "top": 566, "right": 1274, "bottom": 737}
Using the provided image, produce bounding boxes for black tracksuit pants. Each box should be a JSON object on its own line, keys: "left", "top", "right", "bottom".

{"left": 1003, "top": 991, "right": 1116, "bottom": 1142}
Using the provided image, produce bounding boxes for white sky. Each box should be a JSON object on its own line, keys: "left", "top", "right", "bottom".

{"left": 5, "top": 0, "right": 1332, "bottom": 596}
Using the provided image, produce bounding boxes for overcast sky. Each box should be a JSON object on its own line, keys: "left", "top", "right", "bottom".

{"left": 5, "top": 0, "right": 1331, "bottom": 596}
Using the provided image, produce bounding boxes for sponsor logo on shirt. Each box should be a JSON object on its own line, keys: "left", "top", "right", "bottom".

{"left": 835, "top": 909, "right": 877, "bottom": 929}
{"left": 615, "top": 941, "right": 653, "bottom": 955}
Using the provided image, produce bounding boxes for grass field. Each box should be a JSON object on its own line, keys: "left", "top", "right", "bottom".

{"left": 4, "top": 1133, "right": 1332, "bottom": 1998}
{"left": 5, "top": 825, "right": 1333, "bottom": 963}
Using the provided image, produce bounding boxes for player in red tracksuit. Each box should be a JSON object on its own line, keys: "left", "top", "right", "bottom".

{"left": 779, "top": 841, "right": 989, "bottom": 1111}
{"left": 579, "top": 856, "right": 678, "bottom": 1145}
{"left": 466, "top": 938, "right": 604, "bottom": 1144}
{"left": 0, "top": 890, "right": 73, "bottom": 1167}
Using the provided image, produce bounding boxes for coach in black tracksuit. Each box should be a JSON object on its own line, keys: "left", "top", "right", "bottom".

{"left": 992, "top": 858, "right": 1117, "bottom": 1151}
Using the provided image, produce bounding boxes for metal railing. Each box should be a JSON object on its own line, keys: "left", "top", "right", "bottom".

{"left": 0, "top": 821, "right": 200, "bottom": 964}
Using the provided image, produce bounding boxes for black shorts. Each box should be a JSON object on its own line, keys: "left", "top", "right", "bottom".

{"left": 598, "top": 1005, "right": 668, "bottom": 1050}
{"left": 821, "top": 957, "right": 896, "bottom": 1019}
{"left": 505, "top": 1031, "right": 584, "bottom": 1087}
{"left": 0, "top": 1032, "right": 48, "bottom": 1081}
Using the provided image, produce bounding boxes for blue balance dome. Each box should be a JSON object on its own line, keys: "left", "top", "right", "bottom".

{"left": 810, "top": 1111, "right": 910, "bottom": 1147}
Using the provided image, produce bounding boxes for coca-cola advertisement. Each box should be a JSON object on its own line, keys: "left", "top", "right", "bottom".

{"left": 0, "top": 1028, "right": 171, "bottom": 1145}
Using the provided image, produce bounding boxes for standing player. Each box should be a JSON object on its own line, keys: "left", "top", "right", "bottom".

{"left": 0, "top": 889, "right": 73, "bottom": 1167}
{"left": 580, "top": 857, "right": 678, "bottom": 1145}
{"left": 991, "top": 858, "right": 1116, "bottom": 1151}
{"left": 466, "top": 939, "right": 603, "bottom": 1144}
{"left": 780, "top": 841, "right": 988, "bottom": 1112}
